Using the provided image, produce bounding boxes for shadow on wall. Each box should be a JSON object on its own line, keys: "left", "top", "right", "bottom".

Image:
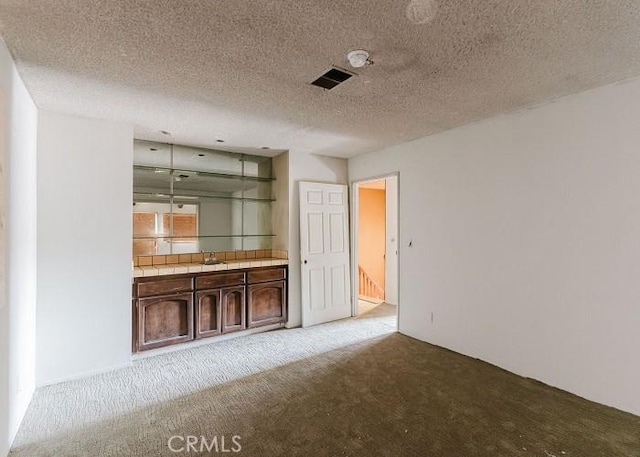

{"left": 312, "top": 154, "right": 351, "bottom": 175}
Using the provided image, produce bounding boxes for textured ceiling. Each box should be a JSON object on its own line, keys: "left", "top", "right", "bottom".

{"left": 2, "top": 0, "right": 640, "bottom": 158}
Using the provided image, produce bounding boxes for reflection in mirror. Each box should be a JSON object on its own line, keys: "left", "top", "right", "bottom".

{"left": 133, "top": 202, "right": 199, "bottom": 255}
{"left": 197, "top": 198, "right": 239, "bottom": 252}
{"left": 172, "top": 144, "right": 243, "bottom": 176}
{"left": 132, "top": 140, "right": 276, "bottom": 256}
{"left": 243, "top": 154, "right": 272, "bottom": 178}
{"left": 172, "top": 172, "right": 244, "bottom": 198}
{"left": 243, "top": 200, "right": 272, "bottom": 244}
{"left": 133, "top": 140, "right": 171, "bottom": 168}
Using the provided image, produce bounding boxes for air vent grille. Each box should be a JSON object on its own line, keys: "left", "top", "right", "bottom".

{"left": 311, "top": 67, "right": 354, "bottom": 90}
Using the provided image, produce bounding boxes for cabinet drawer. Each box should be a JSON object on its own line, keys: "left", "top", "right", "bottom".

{"left": 248, "top": 267, "right": 286, "bottom": 284}
{"left": 196, "top": 272, "right": 245, "bottom": 289}
{"left": 137, "top": 277, "right": 193, "bottom": 298}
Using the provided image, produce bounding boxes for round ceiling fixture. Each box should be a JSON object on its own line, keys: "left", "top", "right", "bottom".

{"left": 347, "top": 50, "right": 372, "bottom": 68}
{"left": 406, "top": 0, "right": 437, "bottom": 25}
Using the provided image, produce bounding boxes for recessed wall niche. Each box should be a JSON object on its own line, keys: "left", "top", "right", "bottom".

{"left": 133, "top": 140, "right": 274, "bottom": 256}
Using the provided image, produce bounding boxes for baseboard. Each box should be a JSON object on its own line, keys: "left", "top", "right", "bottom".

{"left": 132, "top": 323, "right": 286, "bottom": 360}
{"left": 398, "top": 330, "right": 640, "bottom": 418}
{"left": 36, "top": 361, "right": 133, "bottom": 388}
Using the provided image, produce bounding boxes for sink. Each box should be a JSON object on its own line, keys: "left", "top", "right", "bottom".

{"left": 202, "top": 258, "right": 226, "bottom": 265}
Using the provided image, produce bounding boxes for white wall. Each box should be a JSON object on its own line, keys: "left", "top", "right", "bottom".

{"left": 0, "top": 39, "right": 38, "bottom": 456}
{"left": 349, "top": 77, "right": 640, "bottom": 416}
{"left": 36, "top": 111, "right": 133, "bottom": 385}
{"left": 287, "top": 152, "right": 348, "bottom": 327}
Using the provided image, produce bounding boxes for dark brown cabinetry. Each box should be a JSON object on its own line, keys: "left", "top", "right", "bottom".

{"left": 247, "top": 267, "right": 287, "bottom": 328}
{"left": 137, "top": 293, "right": 193, "bottom": 351}
{"left": 195, "top": 290, "right": 221, "bottom": 339}
{"left": 195, "top": 272, "right": 246, "bottom": 337}
{"left": 221, "top": 286, "right": 246, "bottom": 333}
{"left": 133, "top": 266, "right": 287, "bottom": 352}
{"left": 134, "top": 276, "right": 194, "bottom": 352}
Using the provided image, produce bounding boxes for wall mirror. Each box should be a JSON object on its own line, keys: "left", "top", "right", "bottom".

{"left": 132, "top": 140, "right": 274, "bottom": 256}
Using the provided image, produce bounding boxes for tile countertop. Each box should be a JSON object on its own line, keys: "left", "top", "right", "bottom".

{"left": 133, "top": 258, "right": 289, "bottom": 278}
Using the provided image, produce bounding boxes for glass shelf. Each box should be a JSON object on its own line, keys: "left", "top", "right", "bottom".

{"left": 133, "top": 192, "right": 275, "bottom": 203}
{"left": 133, "top": 140, "right": 275, "bottom": 255}
{"left": 133, "top": 235, "right": 276, "bottom": 240}
{"left": 133, "top": 165, "right": 275, "bottom": 182}
{"left": 133, "top": 235, "right": 275, "bottom": 254}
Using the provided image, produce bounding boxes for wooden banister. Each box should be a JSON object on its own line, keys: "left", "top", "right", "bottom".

{"left": 358, "top": 265, "right": 385, "bottom": 300}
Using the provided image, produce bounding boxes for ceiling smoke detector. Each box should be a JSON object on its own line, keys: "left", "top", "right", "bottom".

{"left": 347, "top": 50, "right": 372, "bottom": 68}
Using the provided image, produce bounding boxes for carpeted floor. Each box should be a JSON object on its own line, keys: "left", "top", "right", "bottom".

{"left": 357, "top": 298, "right": 383, "bottom": 315}
{"left": 10, "top": 304, "right": 640, "bottom": 456}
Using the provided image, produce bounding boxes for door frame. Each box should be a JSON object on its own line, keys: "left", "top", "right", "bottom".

{"left": 350, "top": 172, "right": 400, "bottom": 325}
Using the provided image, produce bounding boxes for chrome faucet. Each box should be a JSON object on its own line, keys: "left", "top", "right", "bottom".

{"left": 202, "top": 251, "right": 221, "bottom": 265}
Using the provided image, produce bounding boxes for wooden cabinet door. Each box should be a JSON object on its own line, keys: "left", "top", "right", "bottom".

{"left": 138, "top": 292, "right": 193, "bottom": 351}
{"left": 247, "top": 280, "right": 287, "bottom": 328}
{"left": 195, "top": 290, "right": 222, "bottom": 339}
{"left": 221, "top": 286, "right": 246, "bottom": 334}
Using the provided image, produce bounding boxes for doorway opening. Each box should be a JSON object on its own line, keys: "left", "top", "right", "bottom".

{"left": 352, "top": 175, "right": 399, "bottom": 326}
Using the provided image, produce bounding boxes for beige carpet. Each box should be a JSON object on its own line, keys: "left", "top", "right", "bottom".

{"left": 357, "top": 299, "right": 383, "bottom": 315}
{"left": 10, "top": 304, "right": 640, "bottom": 456}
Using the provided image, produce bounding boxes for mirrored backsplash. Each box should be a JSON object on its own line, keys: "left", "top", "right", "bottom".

{"left": 133, "top": 140, "right": 275, "bottom": 257}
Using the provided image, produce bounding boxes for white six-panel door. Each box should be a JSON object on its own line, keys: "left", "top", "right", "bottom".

{"left": 299, "top": 182, "right": 351, "bottom": 327}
